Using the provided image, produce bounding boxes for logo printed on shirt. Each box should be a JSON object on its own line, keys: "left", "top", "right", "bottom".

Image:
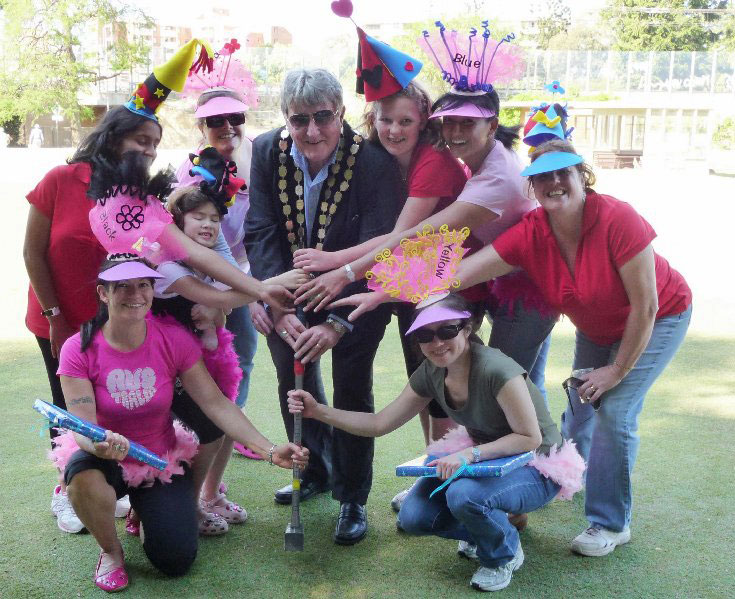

{"left": 106, "top": 367, "right": 157, "bottom": 410}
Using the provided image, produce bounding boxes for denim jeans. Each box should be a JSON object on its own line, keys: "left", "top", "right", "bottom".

{"left": 561, "top": 305, "right": 692, "bottom": 532}
{"left": 225, "top": 304, "right": 258, "bottom": 408}
{"left": 398, "top": 466, "right": 560, "bottom": 568}
{"left": 487, "top": 300, "right": 556, "bottom": 402}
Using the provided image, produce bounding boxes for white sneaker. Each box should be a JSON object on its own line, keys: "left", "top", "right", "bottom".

{"left": 390, "top": 488, "right": 410, "bottom": 513}
{"left": 114, "top": 495, "right": 131, "bottom": 519}
{"left": 571, "top": 526, "right": 631, "bottom": 556}
{"left": 457, "top": 540, "right": 478, "bottom": 560}
{"left": 470, "top": 543, "right": 524, "bottom": 592}
{"left": 51, "top": 485, "right": 84, "bottom": 533}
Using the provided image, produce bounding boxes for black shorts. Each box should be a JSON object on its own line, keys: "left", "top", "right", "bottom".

{"left": 171, "top": 382, "right": 224, "bottom": 444}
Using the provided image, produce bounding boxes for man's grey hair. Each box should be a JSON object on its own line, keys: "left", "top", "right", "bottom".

{"left": 280, "top": 69, "right": 343, "bottom": 116}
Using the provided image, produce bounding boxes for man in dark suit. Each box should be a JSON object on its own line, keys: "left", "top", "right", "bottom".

{"left": 244, "top": 68, "right": 400, "bottom": 545}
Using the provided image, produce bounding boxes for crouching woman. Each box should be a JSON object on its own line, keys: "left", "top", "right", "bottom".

{"left": 53, "top": 255, "right": 308, "bottom": 592}
{"left": 287, "top": 295, "right": 582, "bottom": 592}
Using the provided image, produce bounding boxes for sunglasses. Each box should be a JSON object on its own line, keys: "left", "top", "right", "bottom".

{"left": 288, "top": 110, "right": 339, "bottom": 130}
{"left": 205, "top": 113, "right": 246, "bottom": 129}
{"left": 529, "top": 166, "right": 574, "bottom": 185}
{"left": 413, "top": 323, "right": 465, "bottom": 344}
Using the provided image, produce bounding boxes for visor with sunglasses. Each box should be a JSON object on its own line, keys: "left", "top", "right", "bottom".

{"left": 287, "top": 109, "right": 339, "bottom": 129}
{"left": 412, "top": 323, "right": 466, "bottom": 344}
{"left": 204, "top": 113, "right": 246, "bottom": 129}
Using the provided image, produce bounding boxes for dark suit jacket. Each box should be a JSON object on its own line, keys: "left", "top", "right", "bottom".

{"left": 245, "top": 123, "right": 401, "bottom": 325}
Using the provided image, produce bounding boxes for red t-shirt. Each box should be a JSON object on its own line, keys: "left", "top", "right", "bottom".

{"left": 406, "top": 143, "right": 468, "bottom": 213}
{"left": 492, "top": 192, "right": 692, "bottom": 345}
{"left": 25, "top": 163, "right": 107, "bottom": 338}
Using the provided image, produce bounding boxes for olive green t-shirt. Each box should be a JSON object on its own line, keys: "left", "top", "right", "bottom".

{"left": 409, "top": 342, "right": 562, "bottom": 455}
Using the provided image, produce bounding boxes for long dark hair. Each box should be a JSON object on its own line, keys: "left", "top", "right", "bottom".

{"left": 68, "top": 106, "right": 162, "bottom": 197}
{"left": 80, "top": 254, "right": 155, "bottom": 351}
{"left": 433, "top": 89, "right": 521, "bottom": 150}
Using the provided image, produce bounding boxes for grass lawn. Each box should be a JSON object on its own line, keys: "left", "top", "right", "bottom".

{"left": 1, "top": 323, "right": 733, "bottom": 598}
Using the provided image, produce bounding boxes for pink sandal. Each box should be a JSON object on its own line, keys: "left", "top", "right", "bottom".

{"left": 125, "top": 509, "right": 140, "bottom": 537}
{"left": 201, "top": 492, "right": 248, "bottom": 524}
{"left": 234, "top": 442, "right": 263, "bottom": 460}
{"left": 94, "top": 550, "right": 129, "bottom": 592}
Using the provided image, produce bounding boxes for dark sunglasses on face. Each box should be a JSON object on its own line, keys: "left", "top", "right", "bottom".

{"left": 205, "top": 113, "right": 246, "bottom": 129}
{"left": 529, "top": 166, "right": 574, "bottom": 185}
{"left": 413, "top": 323, "right": 465, "bottom": 344}
{"left": 288, "top": 109, "right": 339, "bottom": 129}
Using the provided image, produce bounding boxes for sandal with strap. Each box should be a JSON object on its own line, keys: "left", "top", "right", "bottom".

{"left": 234, "top": 442, "right": 264, "bottom": 460}
{"left": 125, "top": 508, "right": 140, "bottom": 537}
{"left": 201, "top": 492, "right": 248, "bottom": 524}
{"left": 198, "top": 508, "right": 229, "bottom": 536}
{"left": 94, "top": 550, "right": 129, "bottom": 593}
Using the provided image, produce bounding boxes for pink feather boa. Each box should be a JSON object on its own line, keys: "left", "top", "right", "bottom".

{"left": 426, "top": 426, "right": 585, "bottom": 501}
{"left": 201, "top": 327, "right": 243, "bottom": 403}
{"left": 48, "top": 422, "right": 199, "bottom": 488}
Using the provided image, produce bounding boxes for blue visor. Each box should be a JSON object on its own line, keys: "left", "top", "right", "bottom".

{"left": 521, "top": 152, "right": 583, "bottom": 177}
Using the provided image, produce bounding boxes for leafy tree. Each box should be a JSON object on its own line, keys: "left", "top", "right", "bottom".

{"left": 0, "top": 0, "right": 152, "bottom": 143}
{"left": 547, "top": 24, "right": 611, "bottom": 50}
{"left": 534, "top": 0, "right": 572, "bottom": 50}
{"left": 601, "top": 0, "right": 730, "bottom": 51}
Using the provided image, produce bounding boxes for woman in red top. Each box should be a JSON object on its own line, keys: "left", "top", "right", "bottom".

{"left": 455, "top": 139, "right": 692, "bottom": 557}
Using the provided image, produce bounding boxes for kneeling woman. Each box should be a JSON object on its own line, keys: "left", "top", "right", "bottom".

{"left": 55, "top": 256, "right": 307, "bottom": 592}
{"left": 288, "top": 295, "right": 581, "bottom": 592}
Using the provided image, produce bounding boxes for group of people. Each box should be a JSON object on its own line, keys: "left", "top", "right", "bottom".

{"left": 24, "top": 27, "right": 691, "bottom": 594}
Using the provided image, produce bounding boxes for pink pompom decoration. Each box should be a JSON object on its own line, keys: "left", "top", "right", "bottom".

{"left": 181, "top": 40, "right": 258, "bottom": 110}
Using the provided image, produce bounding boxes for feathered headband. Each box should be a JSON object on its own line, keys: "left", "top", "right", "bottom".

{"left": 182, "top": 38, "right": 258, "bottom": 117}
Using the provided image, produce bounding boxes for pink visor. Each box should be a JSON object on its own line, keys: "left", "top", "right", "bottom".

{"left": 429, "top": 102, "right": 496, "bottom": 120}
{"left": 405, "top": 305, "right": 472, "bottom": 336}
{"left": 194, "top": 96, "right": 249, "bottom": 118}
{"left": 99, "top": 261, "right": 163, "bottom": 282}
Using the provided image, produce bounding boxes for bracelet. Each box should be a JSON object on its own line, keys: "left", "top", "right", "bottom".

{"left": 268, "top": 444, "right": 276, "bottom": 465}
{"left": 613, "top": 359, "right": 632, "bottom": 374}
{"left": 343, "top": 263, "right": 356, "bottom": 282}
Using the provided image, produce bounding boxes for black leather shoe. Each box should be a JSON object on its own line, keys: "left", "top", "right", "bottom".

{"left": 273, "top": 480, "right": 329, "bottom": 505}
{"left": 334, "top": 502, "right": 367, "bottom": 545}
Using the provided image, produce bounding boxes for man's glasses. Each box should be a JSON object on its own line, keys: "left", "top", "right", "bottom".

{"left": 205, "top": 113, "right": 246, "bottom": 129}
{"left": 413, "top": 323, "right": 465, "bottom": 344}
{"left": 529, "top": 167, "right": 573, "bottom": 185}
{"left": 287, "top": 110, "right": 339, "bottom": 130}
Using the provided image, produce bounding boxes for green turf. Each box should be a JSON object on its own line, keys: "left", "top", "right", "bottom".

{"left": 1, "top": 324, "right": 733, "bottom": 598}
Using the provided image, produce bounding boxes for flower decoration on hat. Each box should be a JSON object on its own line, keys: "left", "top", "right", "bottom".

{"left": 366, "top": 225, "right": 470, "bottom": 306}
{"left": 544, "top": 80, "right": 565, "bottom": 95}
{"left": 418, "top": 20, "right": 524, "bottom": 95}
{"left": 188, "top": 145, "right": 246, "bottom": 215}
{"left": 125, "top": 38, "right": 215, "bottom": 121}
{"left": 181, "top": 38, "right": 258, "bottom": 113}
{"left": 331, "top": 0, "right": 423, "bottom": 101}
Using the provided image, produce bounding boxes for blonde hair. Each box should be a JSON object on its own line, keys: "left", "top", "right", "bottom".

{"left": 360, "top": 81, "right": 441, "bottom": 147}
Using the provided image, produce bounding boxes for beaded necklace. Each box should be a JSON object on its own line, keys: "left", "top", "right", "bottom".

{"left": 277, "top": 128, "right": 363, "bottom": 253}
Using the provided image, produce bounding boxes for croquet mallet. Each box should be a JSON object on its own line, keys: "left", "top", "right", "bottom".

{"left": 284, "top": 358, "right": 305, "bottom": 551}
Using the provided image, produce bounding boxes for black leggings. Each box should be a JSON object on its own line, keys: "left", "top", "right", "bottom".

{"left": 65, "top": 450, "right": 198, "bottom": 576}
{"left": 35, "top": 336, "right": 66, "bottom": 445}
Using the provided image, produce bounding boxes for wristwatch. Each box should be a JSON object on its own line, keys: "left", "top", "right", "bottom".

{"left": 41, "top": 306, "right": 61, "bottom": 317}
{"left": 326, "top": 317, "right": 348, "bottom": 335}
{"left": 471, "top": 447, "right": 482, "bottom": 463}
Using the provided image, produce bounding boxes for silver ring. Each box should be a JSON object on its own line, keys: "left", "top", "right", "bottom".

{"left": 316, "top": 342, "right": 321, "bottom": 348}
{"left": 114, "top": 444, "right": 123, "bottom": 452}
{"left": 281, "top": 330, "right": 289, "bottom": 337}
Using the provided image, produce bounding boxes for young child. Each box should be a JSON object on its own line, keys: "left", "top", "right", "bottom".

{"left": 152, "top": 184, "right": 306, "bottom": 533}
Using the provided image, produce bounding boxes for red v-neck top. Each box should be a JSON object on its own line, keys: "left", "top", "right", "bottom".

{"left": 492, "top": 192, "right": 691, "bottom": 345}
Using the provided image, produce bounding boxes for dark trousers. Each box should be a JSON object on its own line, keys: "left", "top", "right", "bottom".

{"left": 36, "top": 336, "right": 65, "bottom": 445}
{"left": 65, "top": 452, "right": 198, "bottom": 576}
{"left": 266, "top": 306, "right": 390, "bottom": 505}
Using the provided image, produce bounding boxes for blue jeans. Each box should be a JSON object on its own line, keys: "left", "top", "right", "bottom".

{"left": 488, "top": 300, "right": 556, "bottom": 401}
{"left": 561, "top": 305, "right": 692, "bottom": 532}
{"left": 225, "top": 304, "right": 258, "bottom": 408}
{"left": 398, "top": 467, "right": 560, "bottom": 568}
